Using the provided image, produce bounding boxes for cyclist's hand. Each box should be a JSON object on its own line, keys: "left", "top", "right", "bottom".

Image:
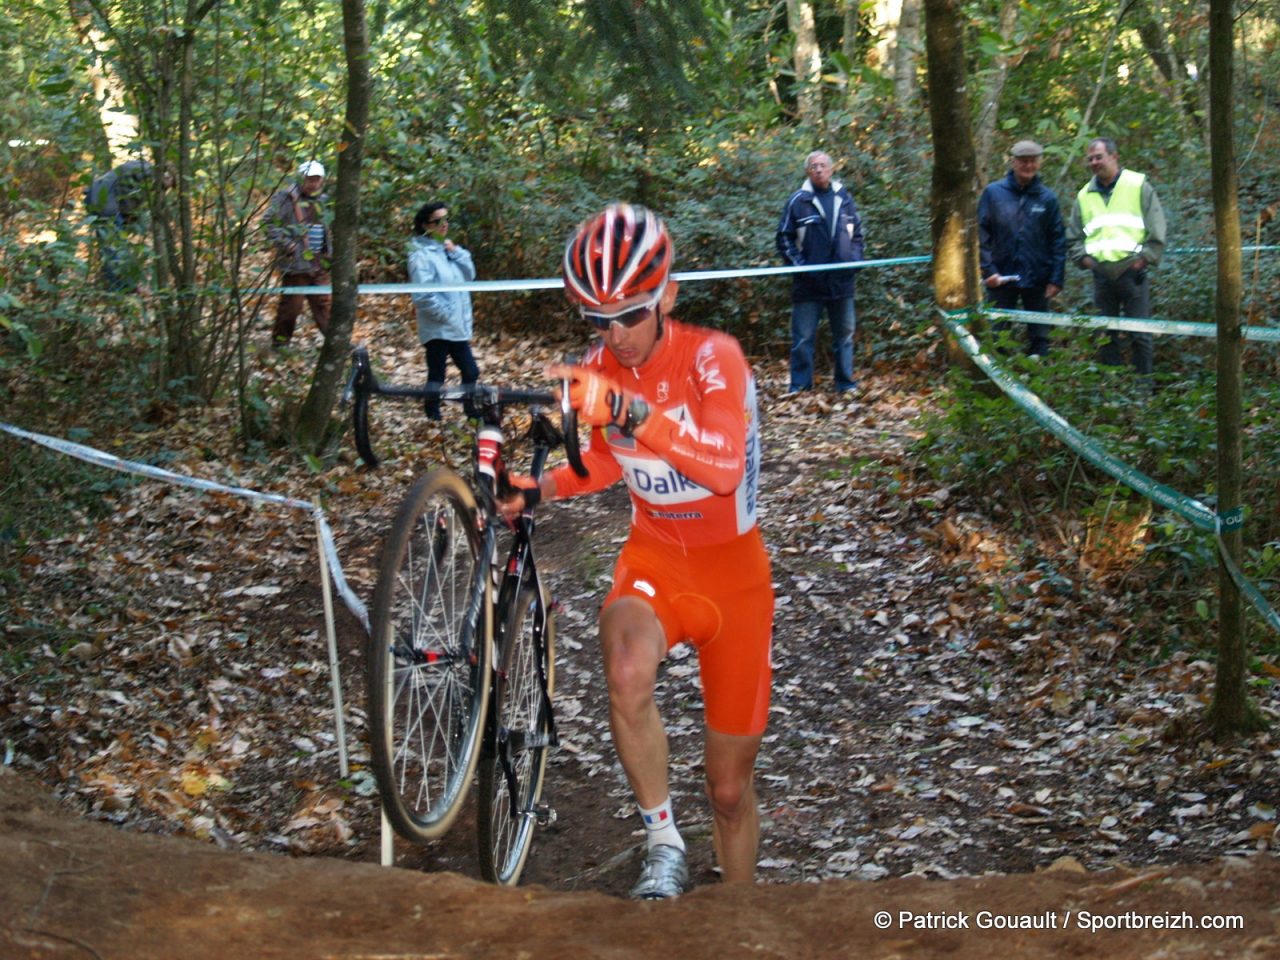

{"left": 497, "top": 474, "right": 539, "bottom": 525}
{"left": 546, "top": 364, "right": 625, "bottom": 427}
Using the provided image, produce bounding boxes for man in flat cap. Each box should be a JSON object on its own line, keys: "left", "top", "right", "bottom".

{"left": 977, "top": 139, "right": 1066, "bottom": 357}
{"left": 1065, "top": 137, "right": 1167, "bottom": 379}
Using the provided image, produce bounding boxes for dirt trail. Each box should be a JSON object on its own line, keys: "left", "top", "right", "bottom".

{"left": 4, "top": 768, "right": 1278, "bottom": 959}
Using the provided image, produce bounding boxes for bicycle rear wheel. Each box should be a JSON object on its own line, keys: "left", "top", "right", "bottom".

{"left": 477, "top": 582, "right": 555, "bottom": 884}
{"left": 368, "top": 468, "right": 492, "bottom": 843}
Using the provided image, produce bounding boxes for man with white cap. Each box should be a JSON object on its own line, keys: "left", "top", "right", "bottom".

{"left": 977, "top": 139, "right": 1066, "bottom": 357}
{"left": 266, "top": 160, "right": 332, "bottom": 347}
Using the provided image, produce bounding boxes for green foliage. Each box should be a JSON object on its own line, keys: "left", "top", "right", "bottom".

{"left": 916, "top": 314, "right": 1280, "bottom": 646}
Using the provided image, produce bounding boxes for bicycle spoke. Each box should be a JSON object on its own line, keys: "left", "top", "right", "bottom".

{"left": 368, "top": 470, "right": 491, "bottom": 843}
{"left": 478, "top": 584, "right": 554, "bottom": 884}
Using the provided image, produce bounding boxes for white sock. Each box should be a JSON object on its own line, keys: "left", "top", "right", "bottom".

{"left": 638, "top": 797, "right": 685, "bottom": 852}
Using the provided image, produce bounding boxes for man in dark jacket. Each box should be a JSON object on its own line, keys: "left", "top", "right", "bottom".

{"left": 266, "top": 160, "right": 332, "bottom": 346}
{"left": 84, "top": 159, "right": 163, "bottom": 292}
{"left": 776, "top": 151, "right": 865, "bottom": 393}
{"left": 978, "top": 139, "right": 1066, "bottom": 357}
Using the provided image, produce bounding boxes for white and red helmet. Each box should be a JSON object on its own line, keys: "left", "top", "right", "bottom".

{"left": 562, "top": 204, "right": 674, "bottom": 317}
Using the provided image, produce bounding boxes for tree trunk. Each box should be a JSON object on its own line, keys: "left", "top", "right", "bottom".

{"left": 67, "top": 0, "right": 136, "bottom": 165}
{"left": 1052, "top": 1, "right": 1137, "bottom": 185}
{"left": 871, "top": 0, "right": 901, "bottom": 73}
{"left": 923, "top": 0, "right": 980, "bottom": 346}
{"left": 1133, "top": 0, "right": 1206, "bottom": 139}
{"left": 786, "top": 0, "right": 823, "bottom": 126}
{"left": 842, "top": 0, "right": 860, "bottom": 105}
{"left": 1205, "top": 0, "right": 1263, "bottom": 738}
{"left": 295, "top": 0, "right": 370, "bottom": 455}
{"left": 892, "top": 0, "right": 922, "bottom": 105}
{"left": 973, "top": 0, "right": 1020, "bottom": 180}
{"left": 842, "top": 0, "right": 859, "bottom": 65}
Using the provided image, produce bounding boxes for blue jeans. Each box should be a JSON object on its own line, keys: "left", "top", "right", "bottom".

{"left": 790, "top": 298, "right": 856, "bottom": 391}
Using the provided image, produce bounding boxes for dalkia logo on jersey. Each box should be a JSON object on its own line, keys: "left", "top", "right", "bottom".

{"left": 616, "top": 453, "right": 708, "bottom": 504}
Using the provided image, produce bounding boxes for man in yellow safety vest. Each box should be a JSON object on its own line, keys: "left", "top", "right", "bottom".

{"left": 1065, "top": 137, "right": 1167, "bottom": 378}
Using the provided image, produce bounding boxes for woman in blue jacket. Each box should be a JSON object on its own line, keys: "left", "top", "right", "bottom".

{"left": 408, "top": 202, "right": 478, "bottom": 420}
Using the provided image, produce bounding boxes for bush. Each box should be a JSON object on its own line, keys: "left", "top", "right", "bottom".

{"left": 915, "top": 317, "right": 1280, "bottom": 648}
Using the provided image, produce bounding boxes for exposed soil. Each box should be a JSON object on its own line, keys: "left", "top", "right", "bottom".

{"left": 3, "top": 319, "right": 1279, "bottom": 957}
{"left": 4, "top": 768, "right": 1278, "bottom": 959}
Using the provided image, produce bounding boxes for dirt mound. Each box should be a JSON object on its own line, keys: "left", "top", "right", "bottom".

{"left": 4, "top": 768, "right": 1277, "bottom": 959}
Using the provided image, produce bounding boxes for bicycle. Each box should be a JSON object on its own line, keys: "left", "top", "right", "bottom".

{"left": 345, "top": 346, "right": 587, "bottom": 884}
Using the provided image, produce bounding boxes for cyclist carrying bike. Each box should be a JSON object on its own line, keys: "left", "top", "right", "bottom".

{"left": 500, "top": 204, "right": 774, "bottom": 899}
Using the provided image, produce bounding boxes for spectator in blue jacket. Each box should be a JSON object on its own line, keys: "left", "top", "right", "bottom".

{"left": 978, "top": 139, "right": 1066, "bottom": 357}
{"left": 776, "top": 151, "right": 865, "bottom": 393}
{"left": 408, "top": 202, "right": 478, "bottom": 420}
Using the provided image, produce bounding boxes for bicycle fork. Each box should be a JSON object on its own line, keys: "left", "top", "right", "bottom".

{"left": 494, "top": 562, "right": 558, "bottom": 827}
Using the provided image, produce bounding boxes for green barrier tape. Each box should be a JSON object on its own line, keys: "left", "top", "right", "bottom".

{"left": 987, "top": 307, "right": 1280, "bottom": 342}
{"left": 1216, "top": 536, "right": 1280, "bottom": 633}
{"left": 1169, "top": 245, "right": 1280, "bottom": 254}
{"left": 1218, "top": 507, "right": 1245, "bottom": 531}
{"left": 940, "top": 307, "right": 1279, "bottom": 635}
{"left": 940, "top": 308, "right": 1219, "bottom": 530}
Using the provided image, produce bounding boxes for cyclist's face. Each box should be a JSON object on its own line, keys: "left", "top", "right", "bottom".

{"left": 599, "top": 305, "right": 659, "bottom": 368}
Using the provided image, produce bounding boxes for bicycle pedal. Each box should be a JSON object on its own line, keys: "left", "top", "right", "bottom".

{"left": 533, "top": 803, "right": 556, "bottom": 826}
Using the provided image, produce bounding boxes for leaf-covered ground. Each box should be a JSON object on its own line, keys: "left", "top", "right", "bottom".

{"left": 2, "top": 306, "right": 1278, "bottom": 954}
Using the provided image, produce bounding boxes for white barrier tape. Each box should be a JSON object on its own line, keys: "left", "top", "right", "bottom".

{"left": 314, "top": 510, "right": 370, "bottom": 631}
{"left": 263, "top": 245, "right": 1277, "bottom": 296}
{"left": 273, "top": 254, "right": 932, "bottom": 296}
{"left": 987, "top": 307, "right": 1280, "bottom": 341}
{"left": 0, "top": 420, "right": 370, "bottom": 632}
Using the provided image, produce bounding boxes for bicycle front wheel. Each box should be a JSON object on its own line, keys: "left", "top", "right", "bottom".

{"left": 368, "top": 468, "right": 492, "bottom": 843}
{"left": 477, "top": 582, "right": 556, "bottom": 884}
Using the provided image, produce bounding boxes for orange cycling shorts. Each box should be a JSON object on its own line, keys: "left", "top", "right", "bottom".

{"left": 603, "top": 526, "right": 774, "bottom": 737}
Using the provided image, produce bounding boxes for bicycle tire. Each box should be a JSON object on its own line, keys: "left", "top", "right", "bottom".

{"left": 476, "top": 581, "right": 555, "bottom": 884}
{"left": 368, "top": 468, "right": 492, "bottom": 843}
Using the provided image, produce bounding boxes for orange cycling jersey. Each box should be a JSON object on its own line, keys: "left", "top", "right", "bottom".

{"left": 548, "top": 318, "right": 762, "bottom": 550}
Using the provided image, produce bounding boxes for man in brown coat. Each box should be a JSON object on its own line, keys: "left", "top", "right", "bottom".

{"left": 266, "top": 160, "right": 332, "bottom": 346}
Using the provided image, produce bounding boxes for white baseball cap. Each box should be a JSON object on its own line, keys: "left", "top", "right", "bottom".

{"left": 298, "top": 160, "right": 326, "bottom": 178}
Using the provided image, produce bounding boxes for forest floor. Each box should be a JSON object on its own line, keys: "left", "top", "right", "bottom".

{"left": 2, "top": 310, "right": 1279, "bottom": 958}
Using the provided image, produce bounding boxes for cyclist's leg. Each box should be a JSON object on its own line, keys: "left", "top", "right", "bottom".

{"left": 704, "top": 729, "right": 763, "bottom": 883}
{"left": 599, "top": 596, "right": 670, "bottom": 810}
{"left": 684, "top": 526, "right": 773, "bottom": 883}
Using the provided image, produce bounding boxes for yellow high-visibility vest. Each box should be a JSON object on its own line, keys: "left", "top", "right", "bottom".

{"left": 1078, "top": 170, "right": 1147, "bottom": 262}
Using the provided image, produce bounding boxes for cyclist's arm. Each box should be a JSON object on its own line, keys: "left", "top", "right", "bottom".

{"left": 546, "top": 425, "right": 623, "bottom": 499}
{"left": 631, "top": 335, "right": 749, "bottom": 497}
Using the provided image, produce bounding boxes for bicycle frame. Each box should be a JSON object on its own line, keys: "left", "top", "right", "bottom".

{"left": 486, "top": 418, "right": 559, "bottom": 823}
{"left": 350, "top": 344, "right": 576, "bottom": 871}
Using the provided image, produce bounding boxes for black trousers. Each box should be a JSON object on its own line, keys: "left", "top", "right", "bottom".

{"left": 987, "top": 284, "right": 1052, "bottom": 357}
{"left": 423, "top": 339, "right": 480, "bottom": 419}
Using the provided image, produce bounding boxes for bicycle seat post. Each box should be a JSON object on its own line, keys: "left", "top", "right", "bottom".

{"left": 475, "top": 421, "right": 505, "bottom": 501}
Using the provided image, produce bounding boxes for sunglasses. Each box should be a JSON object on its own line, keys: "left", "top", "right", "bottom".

{"left": 428, "top": 216, "right": 449, "bottom": 226}
{"left": 583, "top": 305, "right": 654, "bottom": 331}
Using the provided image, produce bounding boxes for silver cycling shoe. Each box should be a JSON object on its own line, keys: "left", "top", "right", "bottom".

{"left": 629, "top": 843, "right": 689, "bottom": 900}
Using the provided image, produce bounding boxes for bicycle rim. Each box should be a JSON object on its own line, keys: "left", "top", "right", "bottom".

{"left": 477, "top": 583, "right": 555, "bottom": 884}
{"left": 368, "top": 469, "right": 491, "bottom": 843}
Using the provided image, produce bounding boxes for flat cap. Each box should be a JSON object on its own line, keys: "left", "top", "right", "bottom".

{"left": 1010, "top": 140, "right": 1044, "bottom": 158}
